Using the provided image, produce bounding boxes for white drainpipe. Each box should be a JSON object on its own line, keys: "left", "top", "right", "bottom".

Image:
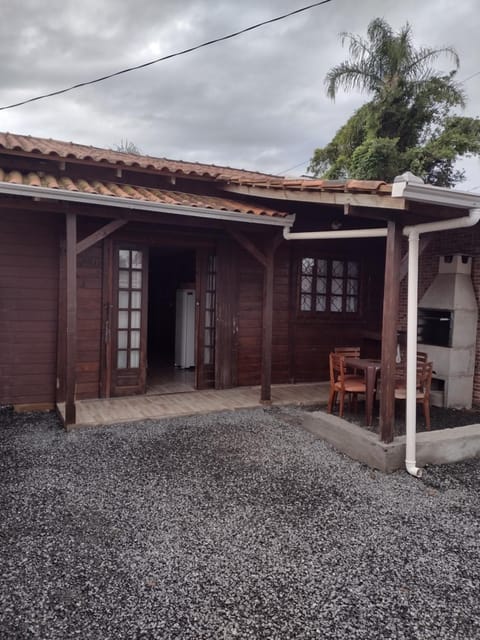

{"left": 402, "top": 209, "right": 480, "bottom": 478}
{"left": 283, "top": 227, "right": 388, "bottom": 241}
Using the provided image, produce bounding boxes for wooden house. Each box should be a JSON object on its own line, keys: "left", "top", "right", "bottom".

{"left": 1, "top": 133, "right": 479, "bottom": 443}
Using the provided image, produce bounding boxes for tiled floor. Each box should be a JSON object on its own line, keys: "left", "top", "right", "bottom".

{"left": 146, "top": 365, "right": 195, "bottom": 395}
{"left": 58, "top": 382, "right": 330, "bottom": 428}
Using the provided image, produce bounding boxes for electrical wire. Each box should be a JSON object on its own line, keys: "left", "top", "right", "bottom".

{"left": 0, "top": 0, "right": 333, "bottom": 111}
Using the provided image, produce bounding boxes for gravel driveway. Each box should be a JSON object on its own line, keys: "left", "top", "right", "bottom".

{"left": 1, "top": 406, "right": 479, "bottom": 639}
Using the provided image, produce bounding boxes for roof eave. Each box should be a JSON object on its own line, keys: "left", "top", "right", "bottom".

{"left": 392, "top": 181, "right": 480, "bottom": 209}
{"left": 0, "top": 181, "right": 295, "bottom": 227}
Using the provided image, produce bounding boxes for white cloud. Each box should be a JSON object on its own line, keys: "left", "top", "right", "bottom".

{"left": 1, "top": 0, "right": 478, "bottom": 182}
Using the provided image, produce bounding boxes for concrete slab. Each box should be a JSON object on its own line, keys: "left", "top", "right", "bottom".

{"left": 301, "top": 411, "right": 480, "bottom": 472}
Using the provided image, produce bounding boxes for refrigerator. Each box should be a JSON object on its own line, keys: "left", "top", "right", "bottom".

{"left": 174, "top": 288, "right": 196, "bottom": 368}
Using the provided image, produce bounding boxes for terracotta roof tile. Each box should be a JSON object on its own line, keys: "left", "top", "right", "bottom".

{"left": 0, "top": 168, "right": 288, "bottom": 219}
{"left": 0, "top": 132, "right": 279, "bottom": 182}
{"left": 228, "top": 176, "right": 393, "bottom": 195}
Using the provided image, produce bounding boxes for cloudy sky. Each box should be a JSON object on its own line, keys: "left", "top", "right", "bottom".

{"left": 1, "top": 0, "right": 479, "bottom": 187}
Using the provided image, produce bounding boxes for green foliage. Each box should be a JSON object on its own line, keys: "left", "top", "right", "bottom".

{"left": 350, "top": 137, "right": 402, "bottom": 182}
{"left": 310, "top": 18, "right": 479, "bottom": 187}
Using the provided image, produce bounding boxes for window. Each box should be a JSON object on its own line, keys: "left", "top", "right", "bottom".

{"left": 299, "top": 257, "right": 360, "bottom": 314}
{"left": 117, "top": 248, "right": 144, "bottom": 369}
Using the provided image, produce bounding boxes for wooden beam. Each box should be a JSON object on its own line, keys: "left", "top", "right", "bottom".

{"left": 65, "top": 212, "right": 77, "bottom": 425}
{"left": 227, "top": 227, "right": 268, "bottom": 267}
{"left": 399, "top": 236, "right": 432, "bottom": 281}
{"left": 379, "top": 220, "right": 403, "bottom": 443}
{"left": 343, "top": 203, "right": 398, "bottom": 222}
{"left": 76, "top": 219, "right": 127, "bottom": 254}
{"left": 222, "top": 183, "right": 407, "bottom": 210}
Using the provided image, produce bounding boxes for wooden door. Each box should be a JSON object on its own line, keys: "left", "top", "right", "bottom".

{"left": 111, "top": 246, "right": 149, "bottom": 396}
{"left": 195, "top": 249, "right": 216, "bottom": 389}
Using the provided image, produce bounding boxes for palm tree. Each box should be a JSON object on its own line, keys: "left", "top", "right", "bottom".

{"left": 325, "top": 18, "right": 463, "bottom": 105}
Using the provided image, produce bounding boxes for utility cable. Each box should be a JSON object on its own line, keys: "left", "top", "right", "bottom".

{"left": 0, "top": 0, "right": 333, "bottom": 111}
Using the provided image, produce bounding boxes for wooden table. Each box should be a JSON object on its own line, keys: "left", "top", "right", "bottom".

{"left": 344, "top": 357, "right": 381, "bottom": 426}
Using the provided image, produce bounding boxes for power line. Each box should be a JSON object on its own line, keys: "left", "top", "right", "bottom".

{"left": 0, "top": 0, "right": 333, "bottom": 112}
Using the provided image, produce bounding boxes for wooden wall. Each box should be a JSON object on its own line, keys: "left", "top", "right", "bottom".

{"left": 235, "top": 237, "right": 386, "bottom": 386}
{"left": 0, "top": 211, "right": 387, "bottom": 407}
{"left": 76, "top": 243, "right": 103, "bottom": 399}
{"left": 0, "top": 210, "right": 60, "bottom": 406}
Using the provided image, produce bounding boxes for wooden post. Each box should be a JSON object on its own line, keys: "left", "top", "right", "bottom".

{"left": 65, "top": 212, "right": 77, "bottom": 425}
{"left": 379, "top": 220, "right": 403, "bottom": 442}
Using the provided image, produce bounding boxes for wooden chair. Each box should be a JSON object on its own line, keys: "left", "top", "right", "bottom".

{"left": 328, "top": 352, "right": 366, "bottom": 417}
{"left": 395, "top": 351, "right": 428, "bottom": 388}
{"left": 334, "top": 346, "right": 361, "bottom": 378}
{"left": 394, "top": 360, "right": 433, "bottom": 430}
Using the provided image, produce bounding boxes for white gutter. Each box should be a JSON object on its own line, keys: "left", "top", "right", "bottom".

{"left": 394, "top": 175, "right": 480, "bottom": 478}
{"left": 0, "top": 181, "right": 295, "bottom": 228}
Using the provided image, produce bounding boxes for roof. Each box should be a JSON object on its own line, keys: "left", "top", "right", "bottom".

{"left": 0, "top": 132, "right": 279, "bottom": 182}
{"left": 226, "top": 176, "right": 393, "bottom": 195}
{"left": 0, "top": 168, "right": 290, "bottom": 220}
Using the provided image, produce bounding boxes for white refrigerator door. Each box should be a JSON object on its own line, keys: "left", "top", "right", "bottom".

{"left": 174, "top": 289, "right": 196, "bottom": 368}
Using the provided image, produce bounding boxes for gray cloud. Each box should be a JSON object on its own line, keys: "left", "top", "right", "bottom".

{"left": 1, "top": 0, "right": 479, "bottom": 185}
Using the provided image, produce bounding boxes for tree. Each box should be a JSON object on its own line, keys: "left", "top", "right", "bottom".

{"left": 309, "top": 18, "right": 480, "bottom": 186}
{"left": 113, "top": 139, "right": 141, "bottom": 154}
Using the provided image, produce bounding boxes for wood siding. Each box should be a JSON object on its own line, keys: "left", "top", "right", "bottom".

{"left": 76, "top": 243, "right": 103, "bottom": 399}
{"left": 0, "top": 210, "right": 60, "bottom": 405}
{"left": 0, "top": 213, "right": 386, "bottom": 407}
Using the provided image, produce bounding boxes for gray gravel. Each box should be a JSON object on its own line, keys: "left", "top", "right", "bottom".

{"left": 0, "top": 405, "right": 479, "bottom": 640}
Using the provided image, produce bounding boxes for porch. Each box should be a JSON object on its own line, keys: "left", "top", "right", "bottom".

{"left": 57, "top": 381, "right": 330, "bottom": 429}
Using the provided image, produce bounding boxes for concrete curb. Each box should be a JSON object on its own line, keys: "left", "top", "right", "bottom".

{"left": 301, "top": 411, "right": 480, "bottom": 472}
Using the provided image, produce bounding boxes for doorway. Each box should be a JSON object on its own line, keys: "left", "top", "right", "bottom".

{"left": 147, "top": 247, "right": 196, "bottom": 394}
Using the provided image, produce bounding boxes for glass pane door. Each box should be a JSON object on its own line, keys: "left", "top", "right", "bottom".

{"left": 112, "top": 247, "right": 148, "bottom": 396}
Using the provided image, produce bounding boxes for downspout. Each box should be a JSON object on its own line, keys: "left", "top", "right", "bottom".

{"left": 283, "top": 227, "right": 388, "bottom": 240}
{"left": 402, "top": 209, "right": 480, "bottom": 478}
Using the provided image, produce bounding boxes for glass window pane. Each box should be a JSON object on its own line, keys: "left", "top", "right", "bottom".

{"left": 346, "top": 297, "right": 358, "bottom": 312}
{"left": 332, "top": 260, "right": 344, "bottom": 277}
{"left": 130, "top": 350, "right": 140, "bottom": 368}
{"left": 301, "top": 275, "right": 313, "bottom": 293}
{"left": 131, "top": 291, "right": 141, "bottom": 309}
{"left": 204, "top": 329, "right": 211, "bottom": 347}
{"left": 330, "top": 295, "right": 343, "bottom": 312}
{"left": 119, "top": 269, "right": 129, "bottom": 288}
{"left": 130, "top": 311, "right": 141, "bottom": 329}
{"left": 118, "top": 310, "right": 129, "bottom": 329}
{"left": 118, "top": 291, "right": 129, "bottom": 309}
{"left": 206, "top": 292, "right": 214, "bottom": 310}
{"left": 331, "top": 277, "right": 343, "bottom": 295}
{"left": 316, "top": 277, "right": 327, "bottom": 294}
{"left": 205, "top": 310, "right": 214, "bottom": 329}
{"left": 131, "top": 251, "right": 142, "bottom": 269}
{"left": 316, "top": 295, "right": 326, "bottom": 311}
{"left": 300, "top": 294, "right": 312, "bottom": 311}
{"left": 302, "top": 258, "right": 314, "bottom": 275}
{"left": 131, "top": 271, "right": 142, "bottom": 289}
{"left": 119, "top": 250, "right": 130, "bottom": 268}
{"left": 347, "top": 279, "right": 358, "bottom": 295}
{"left": 316, "top": 259, "right": 327, "bottom": 276}
{"left": 204, "top": 348, "right": 212, "bottom": 365}
{"left": 117, "top": 350, "right": 127, "bottom": 369}
{"left": 130, "top": 330, "right": 140, "bottom": 349}
{"left": 348, "top": 261, "right": 359, "bottom": 277}
{"left": 118, "top": 330, "right": 128, "bottom": 349}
